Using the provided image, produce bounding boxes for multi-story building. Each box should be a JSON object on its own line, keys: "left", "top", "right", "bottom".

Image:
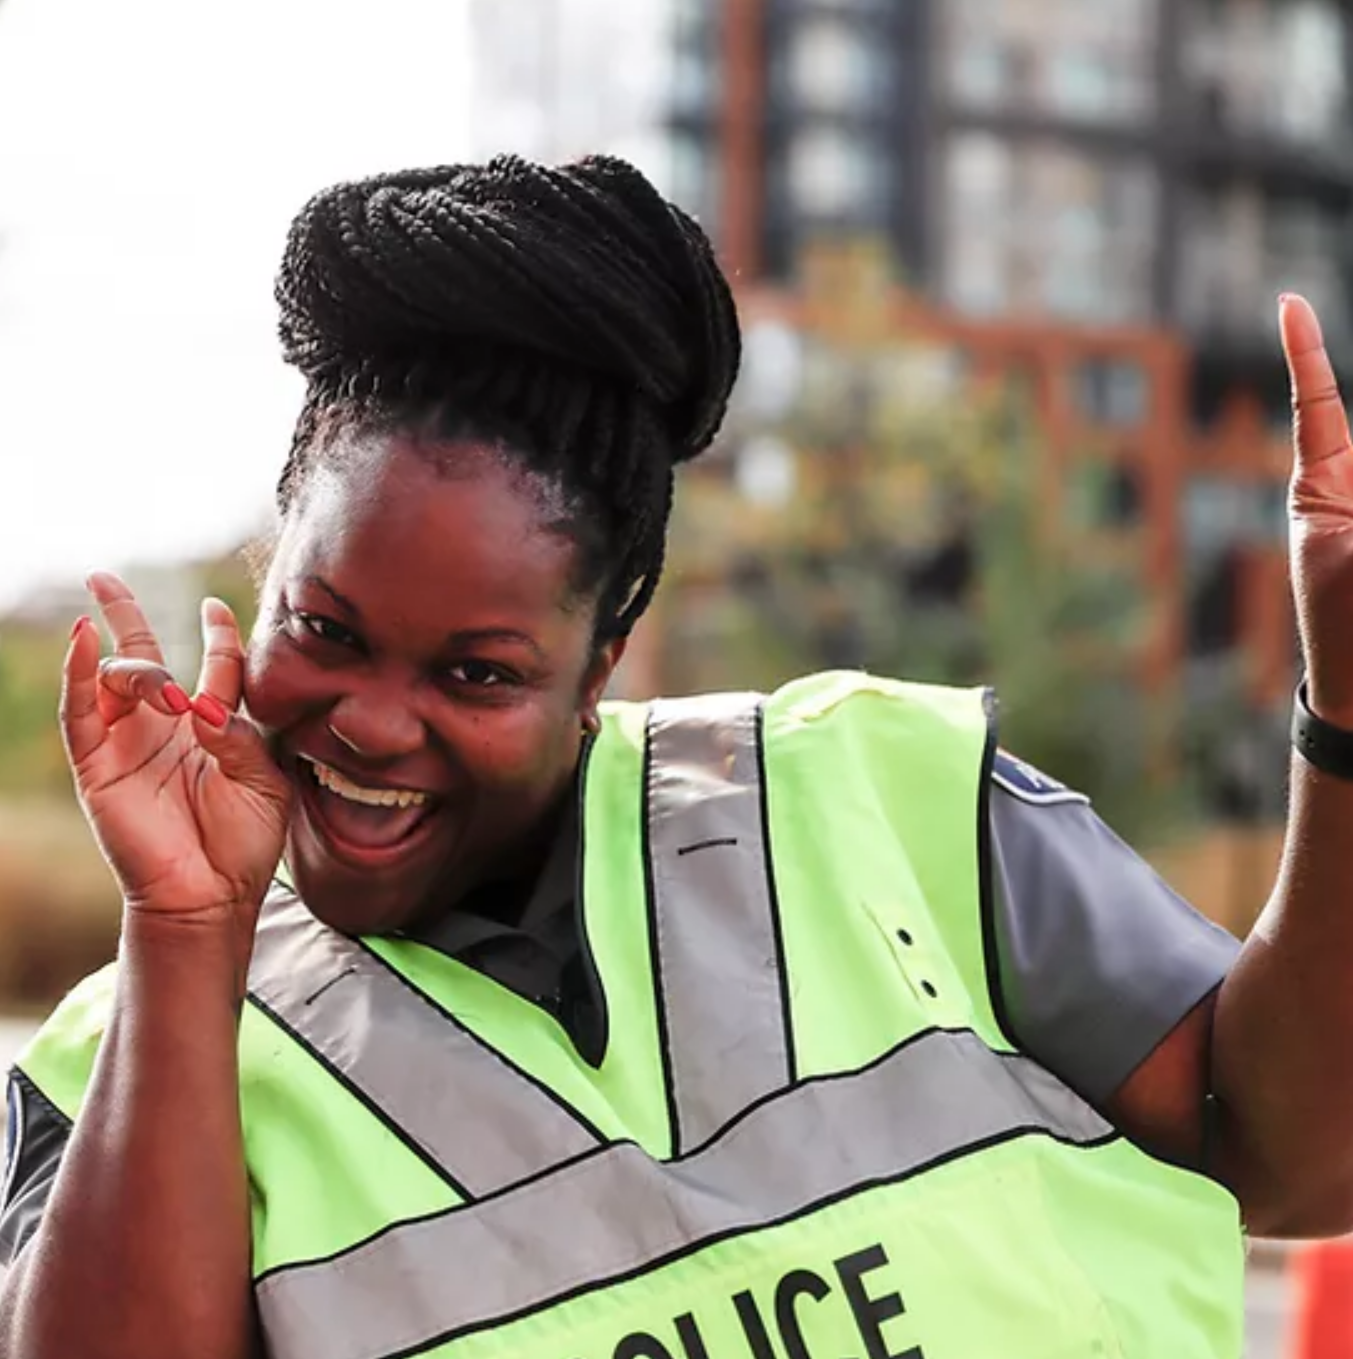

{"left": 687, "top": 1, "right": 1353, "bottom": 355}
{"left": 467, "top": 0, "right": 1353, "bottom": 816}
{"left": 666, "top": 0, "right": 1352, "bottom": 805}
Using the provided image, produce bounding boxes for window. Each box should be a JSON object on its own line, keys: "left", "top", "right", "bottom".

{"left": 788, "top": 124, "right": 885, "bottom": 219}
{"left": 1177, "top": 188, "right": 1352, "bottom": 347}
{"left": 668, "top": 132, "right": 719, "bottom": 231}
{"left": 787, "top": 16, "right": 891, "bottom": 114}
{"left": 943, "top": 0, "right": 1155, "bottom": 120}
{"left": 1074, "top": 359, "right": 1149, "bottom": 426}
{"left": 670, "top": 41, "right": 715, "bottom": 115}
{"left": 941, "top": 135, "right": 1012, "bottom": 313}
{"left": 1068, "top": 459, "right": 1143, "bottom": 529}
{"left": 949, "top": 36, "right": 1011, "bottom": 108}
{"left": 1183, "top": 0, "right": 1347, "bottom": 143}
{"left": 941, "top": 136, "right": 1157, "bottom": 322}
{"left": 1187, "top": 549, "right": 1243, "bottom": 656}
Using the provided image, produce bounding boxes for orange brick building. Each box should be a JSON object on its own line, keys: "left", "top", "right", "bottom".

{"left": 650, "top": 0, "right": 1352, "bottom": 760}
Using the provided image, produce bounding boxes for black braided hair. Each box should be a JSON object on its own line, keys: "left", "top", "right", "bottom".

{"left": 273, "top": 154, "right": 742, "bottom": 638}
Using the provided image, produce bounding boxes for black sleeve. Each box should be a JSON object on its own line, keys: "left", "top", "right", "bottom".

{"left": 0, "top": 1070, "right": 71, "bottom": 1266}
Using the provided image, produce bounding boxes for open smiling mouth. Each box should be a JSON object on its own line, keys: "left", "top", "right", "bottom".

{"left": 296, "top": 756, "right": 441, "bottom": 864}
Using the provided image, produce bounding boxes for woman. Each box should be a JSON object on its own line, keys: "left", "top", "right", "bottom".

{"left": 1, "top": 155, "right": 1351, "bottom": 1359}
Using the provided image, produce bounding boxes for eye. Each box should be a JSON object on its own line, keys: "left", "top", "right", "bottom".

{"left": 292, "top": 611, "right": 359, "bottom": 648}
{"left": 447, "top": 660, "right": 512, "bottom": 688}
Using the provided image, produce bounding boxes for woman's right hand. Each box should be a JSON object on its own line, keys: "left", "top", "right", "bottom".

{"left": 61, "top": 573, "right": 293, "bottom": 944}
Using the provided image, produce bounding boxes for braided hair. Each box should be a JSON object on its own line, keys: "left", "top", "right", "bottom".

{"left": 273, "top": 154, "right": 742, "bottom": 639}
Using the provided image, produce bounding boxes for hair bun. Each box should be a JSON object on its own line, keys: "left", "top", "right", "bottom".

{"left": 276, "top": 154, "right": 741, "bottom": 462}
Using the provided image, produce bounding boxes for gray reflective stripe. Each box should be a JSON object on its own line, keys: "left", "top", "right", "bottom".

{"left": 247, "top": 893, "right": 601, "bottom": 1196}
{"left": 256, "top": 1028, "right": 1113, "bottom": 1359}
{"left": 646, "top": 694, "right": 790, "bottom": 1153}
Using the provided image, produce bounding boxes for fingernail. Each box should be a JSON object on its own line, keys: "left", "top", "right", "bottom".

{"left": 193, "top": 693, "right": 229, "bottom": 728}
{"left": 69, "top": 615, "right": 90, "bottom": 640}
{"left": 163, "top": 683, "right": 192, "bottom": 716}
{"left": 1279, "top": 292, "right": 1294, "bottom": 305}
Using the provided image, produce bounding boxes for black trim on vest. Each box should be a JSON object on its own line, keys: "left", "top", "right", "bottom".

{"left": 350, "top": 938, "right": 610, "bottom": 1147}
{"left": 0, "top": 1069, "right": 72, "bottom": 1264}
{"left": 641, "top": 708, "right": 683, "bottom": 1158}
{"left": 369, "top": 1129, "right": 1123, "bottom": 1359}
{"left": 252, "top": 1022, "right": 1122, "bottom": 1296}
{"left": 753, "top": 700, "right": 798, "bottom": 1085}
{"left": 975, "top": 688, "right": 1019, "bottom": 1050}
{"left": 570, "top": 733, "right": 611, "bottom": 1069}
{"left": 246, "top": 992, "right": 476, "bottom": 1199}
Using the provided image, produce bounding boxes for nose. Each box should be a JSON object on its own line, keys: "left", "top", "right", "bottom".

{"left": 325, "top": 685, "right": 426, "bottom": 763}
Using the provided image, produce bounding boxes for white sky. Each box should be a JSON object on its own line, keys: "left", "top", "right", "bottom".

{"left": 0, "top": 0, "right": 473, "bottom": 610}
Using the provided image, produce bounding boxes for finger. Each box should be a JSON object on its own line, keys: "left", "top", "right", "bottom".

{"left": 86, "top": 571, "right": 167, "bottom": 664}
{"left": 59, "top": 616, "right": 108, "bottom": 768}
{"left": 1281, "top": 294, "right": 1353, "bottom": 474}
{"left": 97, "top": 658, "right": 193, "bottom": 723}
{"left": 190, "top": 697, "right": 289, "bottom": 804}
{"left": 194, "top": 598, "right": 245, "bottom": 711}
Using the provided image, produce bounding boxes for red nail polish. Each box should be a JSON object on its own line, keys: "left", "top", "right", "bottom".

{"left": 163, "top": 683, "right": 192, "bottom": 716}
{"left": 193, "top": 694, "right": 229, "bottom": 728}
{"left": 70, "top": 615, "right": 90, "bottom": 640}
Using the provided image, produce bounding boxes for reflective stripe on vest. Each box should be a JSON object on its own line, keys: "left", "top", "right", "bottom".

{"left": 248, "top": 896, "right": 603, "bottom": 1196}
{"left": 255, "top": 1027, "right": 1113, "bottom": 1359}
{"left": 646, "top": 693, "right": 792, "bottom": 1152}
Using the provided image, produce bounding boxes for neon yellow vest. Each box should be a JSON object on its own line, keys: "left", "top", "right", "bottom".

{"left": 17, "top": 672, "right": 1244, "bottom": 1358}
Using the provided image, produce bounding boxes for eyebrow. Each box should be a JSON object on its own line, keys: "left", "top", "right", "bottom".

{"left": 449, "top": 628, "right": 547, "bottom": 662}
{"left": 305, "top": 575, "right": 361, "bottom": 618}
{"left": 302, "top": 575, "right": 546, "bottom": 661}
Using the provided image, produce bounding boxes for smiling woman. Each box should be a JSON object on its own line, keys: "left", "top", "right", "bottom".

{"left": 3, "top": 155, "right": 1353, "bottom": 1359}
{"left": 246, "top": 440, "right": 617, "bottom": 937}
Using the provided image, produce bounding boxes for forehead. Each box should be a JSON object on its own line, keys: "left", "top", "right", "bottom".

{"left": 272, "top": 435, "right": 580, "bottom": 618}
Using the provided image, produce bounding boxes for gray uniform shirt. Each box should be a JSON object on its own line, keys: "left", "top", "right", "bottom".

{"left": 0, "top": 752, "right": 1240, "bottom": 1264}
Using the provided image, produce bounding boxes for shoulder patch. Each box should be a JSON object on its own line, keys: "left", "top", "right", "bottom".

{"left": 992, "top": 749, "right": 1090, "bottom": 807}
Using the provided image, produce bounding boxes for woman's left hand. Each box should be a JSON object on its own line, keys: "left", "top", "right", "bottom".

{"left": 1282, "top": 293, "right": 1353, "bottom": 727}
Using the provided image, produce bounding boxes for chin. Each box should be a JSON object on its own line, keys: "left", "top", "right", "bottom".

{"left": 281, "top": 767, "right": 462, "bottom": 936}
{"left": 283, "top": 829, "right": 438, "bottom": 938}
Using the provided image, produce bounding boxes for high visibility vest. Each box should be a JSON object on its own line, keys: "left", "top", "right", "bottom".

{"left": 18, "top": 672, "right": 1244, "bottom": 1359}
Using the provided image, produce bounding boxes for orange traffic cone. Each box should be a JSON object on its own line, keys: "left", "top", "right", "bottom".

{"left": 1290, "top": 1238, "right": 1353, "bottom": 1358}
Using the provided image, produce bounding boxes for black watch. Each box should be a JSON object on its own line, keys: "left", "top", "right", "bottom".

{"left": 1291, "top": 680, "right": 1353, "bottom": 781}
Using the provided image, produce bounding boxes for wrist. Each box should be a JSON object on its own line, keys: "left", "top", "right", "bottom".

{"left": 1292, "top": 680, "right": 1353, "bottom": 782}
{"left": 1305, "top": 680, "right": 1353, "bottom": 733}
{"left": 119, "top": 907, "right": 243, "bottom": 981}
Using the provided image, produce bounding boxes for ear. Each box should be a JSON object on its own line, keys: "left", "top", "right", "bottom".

{"left": 580, "top": 636, "right": 628, "bottom": 723}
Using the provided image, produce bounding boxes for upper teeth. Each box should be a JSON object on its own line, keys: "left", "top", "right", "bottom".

{"left": 308, "top": 760, "right": 428, "bottom": 809}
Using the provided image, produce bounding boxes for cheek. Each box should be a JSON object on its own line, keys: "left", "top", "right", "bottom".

{"left": 440, "top": 702, "right": 579, "bottom": 795}
{"left": 243, "top": 634, "right": 317, "bottom": 732}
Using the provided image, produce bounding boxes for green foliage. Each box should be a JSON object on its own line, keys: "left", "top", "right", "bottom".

{"left": 0, "top": 626, "right": 73, "bottom": 798}
{"left": 0, "top": 548, "right": 261, "bottom": 802}
{"left": 663, "top": 359, "right": 1197, "bottom": 847}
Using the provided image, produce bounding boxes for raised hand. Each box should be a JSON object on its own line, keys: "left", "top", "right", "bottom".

{"left": 60, "top": 573, "right": 292, "bottom": 941}
{"left": 1281, "top": 294, "right": 1353, "bottom": 728}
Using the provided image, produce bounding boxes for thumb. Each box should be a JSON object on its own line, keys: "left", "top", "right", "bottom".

{"left": 190, "top": 694, "right": 289, "bottom": 802}
{"left": 1281, "top": 293, "right": 1353, "bottom": 480}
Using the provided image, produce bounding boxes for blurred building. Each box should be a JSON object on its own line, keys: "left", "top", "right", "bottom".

{"left": 467, "top": 0, "right": 1353, "bottom": 820}
{"left": 682, "top": 0, "right": 1353, "bottom": 381}
{"left": 677, "top": 0, "right": 1351, "bottom": 810}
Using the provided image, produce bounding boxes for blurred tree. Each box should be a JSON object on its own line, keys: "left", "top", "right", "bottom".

{"left": 662, "top": 274, "right": 1199, "bottom": 846}
{"left": 0, "top": 546, "right": 260, "bottom": 802}
{"left": 0, "top": 624, "right": 72, "bottom": 798}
